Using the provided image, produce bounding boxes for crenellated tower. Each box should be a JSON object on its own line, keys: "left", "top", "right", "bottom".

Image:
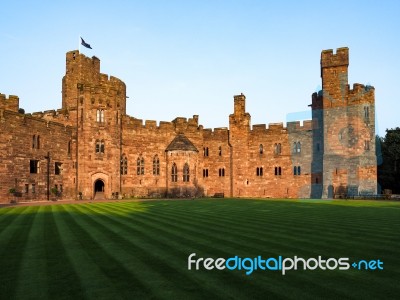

{"left": 229, "top": 93, "right": 251, "bottom": 197}
{"left": 312, "top": 47, "right": 376, "bottom": 198}
{"left": 62, "top": 50, "right": 127, "bottom": 199}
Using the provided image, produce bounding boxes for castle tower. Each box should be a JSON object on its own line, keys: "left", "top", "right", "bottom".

{"left": 62, "top": 50, "right": 127, "bottom": 199}
{"left": 314, "top": 47, "right": 377, "bottom": 198}
{"left": 229, "top": 93, "right": 251, "bottom": 197}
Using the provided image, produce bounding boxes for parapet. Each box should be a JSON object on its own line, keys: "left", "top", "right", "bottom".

{"left": 321, "top": 47, "right": 349, "bottom": 68}
{"left": 0, "top": 93, "right": 19, "bottom": 112}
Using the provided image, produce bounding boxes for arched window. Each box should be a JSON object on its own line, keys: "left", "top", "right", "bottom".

{"left": 183, "top": 163, "right": 190, "bottom": 182}
{"left": 95, "top": 140, "right": 100, "bottom": 153}
{"left": 68, "top": 140, "right": 71, "bottom": 155}
{"left": 294, "top": 166, "right": 297, "bottom": 175}
{"left": 278, "top": 167, "right": 282, "bottom": 175}
{"left": 153, "top": 155, "right": 160, "bottom": 175}
{"left": 32, "top": 135, "right": 36, "bottom": 149}
{"left": 137, "top": 156, "right": 144, "bottom": 175}
{"left": 120, "top": 155, "right": 128, "bottom": 175}
{"left": 297, "top": 166, "right": 301, "bottom": 175}
{"left": 96, "top": 109, "right": 105, "bottom": 123}
{"left": 219, "top": 146, "right": 222, "bottom": 156}
{"left": 203, "top": 147, "right": 209, "bottom": 157}
{"left": 171, "top": 163, "right": 178, "bottom": 182}
{"left": 297, "top": 142, "right": 301, "bottom": 153}
{"left": 274, "top": 167, "right": 278, "bottom": 176}
{"left": 259, "top": 144, "right": 263, "bottom": 154}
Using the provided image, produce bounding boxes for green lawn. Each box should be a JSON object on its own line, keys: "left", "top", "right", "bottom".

{"left": 0, "top": 199, "right": 400, "bottom": 299}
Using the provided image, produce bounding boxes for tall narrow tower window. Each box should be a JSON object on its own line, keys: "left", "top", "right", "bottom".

{"left": 171, "top": 163, "right": 178, "bottom": 182}
{"left": 96, "top": 109, "right": 105, "bottom": 123}
{"left": 153, "top": 155, "right": 160, "bottom": 175}
{"left": 183, "top": 163, "right": 190, "bottom": 182}
{"left": 137, "top": 156, "right": 145, "bottom": 175}
{"left": 120, "top": 155, "right": 128, "bottom": 175}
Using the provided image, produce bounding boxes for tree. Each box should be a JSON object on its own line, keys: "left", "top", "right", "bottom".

{"left": 378, "top": 128, "right": 400, "bottom": 193}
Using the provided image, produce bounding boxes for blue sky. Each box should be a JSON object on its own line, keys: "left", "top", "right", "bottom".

{"left": 1, "top": 0, "right": 399, "bottom": 136}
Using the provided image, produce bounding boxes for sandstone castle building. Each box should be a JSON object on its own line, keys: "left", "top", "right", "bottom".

{"left": 0, "top": 47, "right": 377, "bottom": 202}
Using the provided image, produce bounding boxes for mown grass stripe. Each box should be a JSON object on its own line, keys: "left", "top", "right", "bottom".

{"left": 70, "top": 203, "right": 234, "bottom": 300}
{"left": 149, "top": 200, "right": 400, "bottom": 258}
{"left": 86, "top": 203, "right": 322, "bottom": 299}
{"left": 51, "top": 205, "right": 120, "bottom": 299}
{"left": 58, "top": 204, "right": 168, "bottom": 299}
{"left": 15, "top": 205, "right": 48, "bottom": 299}
{"left": 0, "top": 206, "right": 38, "bottom": 299}
{"left": 104, "top": 200, "right": 400, "bottom": 298}
{"left": 41, "top": 205, "right": 86, "bottom": 299}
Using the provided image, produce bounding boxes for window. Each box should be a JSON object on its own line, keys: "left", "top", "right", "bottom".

{"left": 32, "top": 184, "right": 36, "bottom": 194}
{"left": 219, "top": 168, "right": 225, "bottom": 177}
{"left": 25, "top": 184, "right": 29, "bottom": 194}
{"left": 183, "top": 163, "right": 190, "bottom": 182}
{"left": 55, "top": 162, "right": 62, "bottom": 175}
{"left": 203, "top": 147, "right": 209, "bottom": 157}
{"left": 171, "top": 163, "right": 178, "bottom": 182}
{"left": 30, "top": 160, "right": 39, "bottom": 174}
{"left": 153, "top": 155, "right": 160, "bottom": 175}
{"left": 364, "top": 106, "right": 370, "bottom": 119}
{"left": 120, "top": 155, "right": 128, "bottom": 175}
{"left": 293, "top": 142, "right": 301, "bottom": 153}
{"left": 32, "top": 135, "right": 40, "bottom": 149}
{"left": 259, "top": 144, "right": 263, "bottom": 154}
{"left": 100, "top": 140, "right": 105, "bottom": 153}
{"left": 274, "top": 143, "right": 281, "bottom": 155}
{"left": 95, "top": 140, "right": 105, "bottom": 154}
{"left": 60, "top": 184, "right": 63, "bottom": 193}
{"left": 364, "top": 140, "right": 370, "bottom": 151}
{"left": 137, "top": 156, "right": 144, "bottom": 175}
{"left": 219, "top": 146, "right": 222, "bottom": 156}
{"left": 96, "top": 109, "right": 105, "bottom": 123}
{"left": 203, "top": 169, "right": 209, "bottom": 178}
{"left": 274, "top": 166, "right": 282, "bottom": 176}
{"left": 256, "top": 167, "right": 263, "bottom": 176}
{"left": 294, "top": 166, "right": 301, "bottom": 176}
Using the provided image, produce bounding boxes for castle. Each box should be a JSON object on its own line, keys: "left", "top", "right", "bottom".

{"left": 0, "top": 47, "right": 377, "bottom": 202}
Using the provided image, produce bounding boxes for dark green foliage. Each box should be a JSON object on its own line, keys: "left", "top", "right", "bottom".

{"left": 0, "top": 199, "right": 399, "bottom": 299}
{"left": 378, "top": 128, "right": 400, "bottom": 193}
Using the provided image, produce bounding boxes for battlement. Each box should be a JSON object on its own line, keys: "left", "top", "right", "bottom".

{"left": 0, "top": 93, "right": 19, "bottom": 112}
{"left": 287, "top": 120, "right": 313, "bottom": 131}
{"left": 348, "top": 83, "right": 375, "bottom": 103}
{"left": 202, "top": 127, "right": 229, "bottom": 138}
{"left": 321, "top": 47, "right": 349, "bottom": 68}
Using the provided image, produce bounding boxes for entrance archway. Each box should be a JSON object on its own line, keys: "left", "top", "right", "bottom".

{"left": 94, "top": 179, "right": 105, "bottom": 193}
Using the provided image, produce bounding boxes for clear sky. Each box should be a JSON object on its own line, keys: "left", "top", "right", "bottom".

{"left": 1, "top": 0, "right": 399, "bottom": 136}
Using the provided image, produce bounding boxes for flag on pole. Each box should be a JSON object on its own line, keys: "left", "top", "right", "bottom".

{"left": 80, "top": 37, "right": 92, "bottom": 49}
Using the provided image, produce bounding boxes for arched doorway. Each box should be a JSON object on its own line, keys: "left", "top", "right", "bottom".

{"left": 94, "top": 179, "right": 105, "bottom": 199}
